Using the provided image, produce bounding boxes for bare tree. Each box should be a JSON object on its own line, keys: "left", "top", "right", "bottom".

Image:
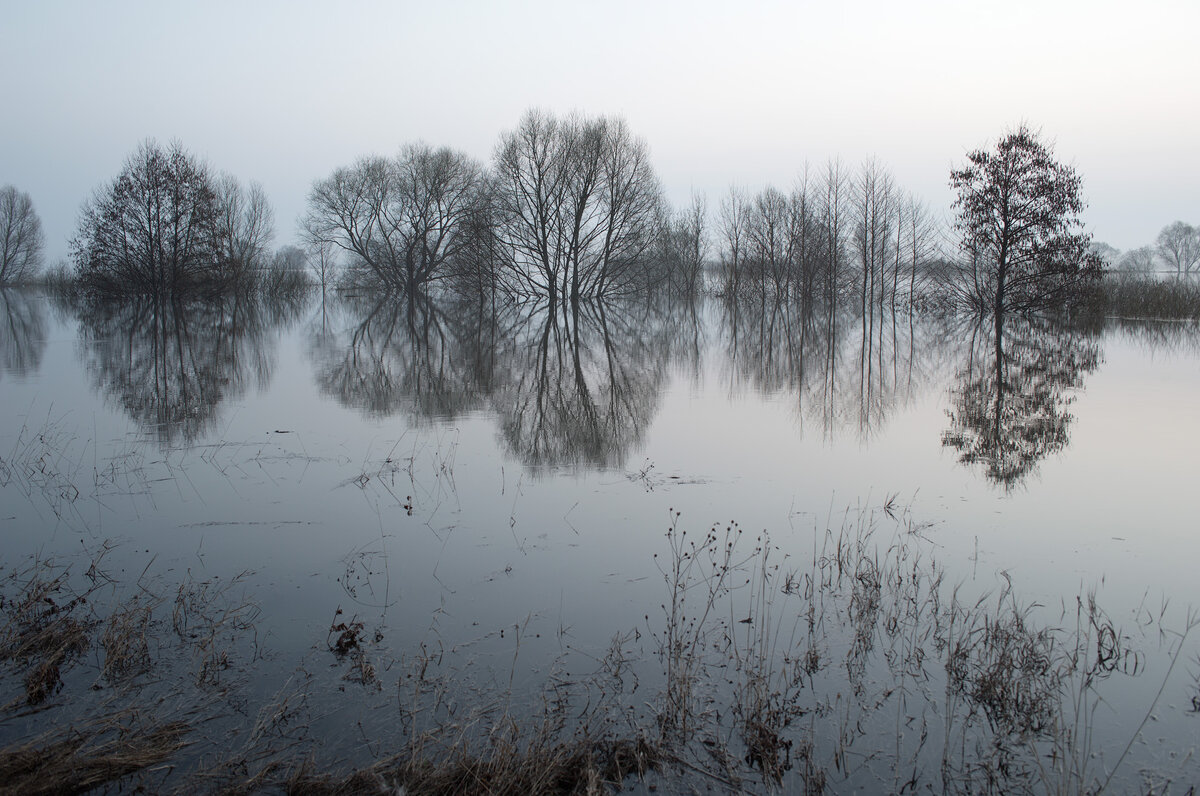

{"left": 215, "top": 175, "right": 275, "bottom": 280}
{"left": 746, "top": 185, "right": 793, "bottom": 296}
{"left": 492, "top": 110, "right": 570, "bottom": 299}
{"left": 718, "top": 186, "right": 748, "bottom": 296}
{"left": 789, "top": 169, "right": 821, "bottom": 305}
{"left": 1088, "top": 241, "right": 1120, "bottom": 271}
{"left": 721, "top": 174, "right": 827, "bottom": 304}
{"left": 1118, "top": 246, "right": 1157, "bottom": 273}
{"left": 592, "top": 117, "right": 662, "bottom": 297}
{"left": 492, "top": 109, "right": 662, "bottom": 303}
{"left": 851, "top": 159, "right": 896, "bottom": 317}
{"left": 656, "top": 191, "right": 708, "bottom": 293}
{"left": 256, "top": 244, "right": 309, "bottom": 298}
{"left": 818, "top": 159, "right": 849, "bottom": 303}
{"left": 684, "top": 192, "right": 709, "bottom": 271}
{"left": 304, "top": 143, "right": 486, "bottom": 291}
{"left": 902, "top": 195, "right": 938, "bottom": 302}
{"left": 271, "top": 245, "right": 307, "bottom": 272}
{"left": 72, "top": 140, "right": 225, "bottom": 295}
{"left": 307, "top": 238, "right": 339, "bottom": 291}
{"left": 1155, "top": 221, "right": 1200, "bottom": 275}
{"left": 0, "top": 185, "right": 46, "bottom": 284}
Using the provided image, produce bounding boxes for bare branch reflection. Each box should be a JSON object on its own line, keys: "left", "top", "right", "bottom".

{"left": 77, "top": 293, "right": 307, "bottom": 445}
{"left": 493, "top": 298, "right": 670, "bottom": 469}
{"left": 307, "top": 289, "right": 516, "bottom": 421}
{"left": 721, "top": 294, "right": 952, "bottom": 439}
{"left": 1108, "top": 317, "right": 1200, "bottom": 356}
{"left": 309, "top": 287, "right": 678, "bottom": 468}
{"left": 0, "top": 288, "right": 47, "bottom": 380}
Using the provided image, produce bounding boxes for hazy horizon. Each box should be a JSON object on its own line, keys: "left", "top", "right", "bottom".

{"left": 3, "top": 0, "right": 1197, "bottom": 264}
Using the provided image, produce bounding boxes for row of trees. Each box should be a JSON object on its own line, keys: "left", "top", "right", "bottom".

{"left": 304, "top": 110, "right": 666, "bottom": 302}
{"left": 715, "top": 160, "right": 938, "bottom": 311}
{"left": 713, "top": 125, "right": 1103, "bottom": 320}
{"left": 7, "top": 116, "right": 1128, "bottom": 317}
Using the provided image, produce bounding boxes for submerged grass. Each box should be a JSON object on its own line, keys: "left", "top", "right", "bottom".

{"left": 0, "top": 500, "right": 1197, "bottom": 793}
{"left": 0, "top": 552, "right": 100, "bottom": 708}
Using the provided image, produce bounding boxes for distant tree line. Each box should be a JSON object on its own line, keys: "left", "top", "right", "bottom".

{"left": 8, "top": 113, "right": 1195, "bottom": 313}
{"left": 1091, "top": 221, "right": 1200, "bottom": 276}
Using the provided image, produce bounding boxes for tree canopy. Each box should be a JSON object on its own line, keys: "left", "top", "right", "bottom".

{"left": 950, "top": 127, "right": 1100, "bottom": 313}
{"left": 303, "top": 143, "right": 487, "bottom": 292}
{"left": 492, "top": 110, "right": 662, "bottom": 302}
{"left": 71, "top": 141, "right": 275, "bottom": 296}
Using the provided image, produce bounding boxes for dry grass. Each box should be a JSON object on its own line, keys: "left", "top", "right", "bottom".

{"left": 0, "top": 556, "right": 97, "bottom": 707}
{"left": 945, "top": 585, "right": 1061, "bottom": 737}
{"left": 0, "top": 710, "right": 189, "bottom": 795}
{"left": 171, "top": 568, "right": 260, "bottom": 687}
{"left": 0, "top": 545, "right": 266, "bottom": 792}
{"left": 285, "top": 730, "right": 659, "bottom": 796}
{"left": 0, "top": 504, "right": 1196, "bottom": 794}
{"left": 100, "top": 594, "right": 156, "bottom": 682}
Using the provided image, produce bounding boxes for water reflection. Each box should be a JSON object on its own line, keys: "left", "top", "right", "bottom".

{"left": 721, "top": 295, "right": 953, "bottom": 439}
{"left": 308, "top": 290, "right": 507, "bottom": 420}
{"left": 492, "top": 298, "right": 672, "bottom": 469}
{"left": 0, "top": 288, "right": 48, "bottom": 380}
{"left": 942, "top": 314, "right": 1100, "bottom": 488}
{"left": 78, "top": 292, "right": 308, "bottom": 445}
{"left": 309, "top": 289, "right": 678, "bottom": 469}
{"left": 65, "top": 283, "right": 1154, "bottom": 480}
{"left": 1109, "top": 317, "right": 1200, "bottom": 356}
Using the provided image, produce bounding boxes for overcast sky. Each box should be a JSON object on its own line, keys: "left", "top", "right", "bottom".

{"left": 3, "top": 0, "right": 1197, "bottom": 262}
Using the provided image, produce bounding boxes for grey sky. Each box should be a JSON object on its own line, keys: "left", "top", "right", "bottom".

{"left": 3, "top": 0, "right": 1196, "bottom": 262}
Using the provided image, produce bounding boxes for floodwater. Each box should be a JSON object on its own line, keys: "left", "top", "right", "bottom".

{"left": 2, "top": 285, "right": 1199, "bottom": 791}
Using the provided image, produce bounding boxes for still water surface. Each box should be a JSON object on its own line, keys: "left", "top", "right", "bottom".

{"left": 2, "top": 286, "right": 1199, "bottom": 788}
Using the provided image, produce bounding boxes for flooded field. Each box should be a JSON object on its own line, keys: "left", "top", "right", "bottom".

{"left": 2, "top": 285, "right": 1199, "bottom": 793}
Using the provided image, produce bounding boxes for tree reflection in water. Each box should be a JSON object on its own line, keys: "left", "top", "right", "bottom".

{"left": 493, "top": 298, "right": 673, "bottom": 469}
{"left": 310, "top": 289, "right": 684, "bottom": 469}
{"left": 72, "top": 281, "right": 1113, "bottom": 480}
{"left": 308, "top": 289, "right": 509, "bottom": 420}
{"left": 0, "top": 288, "right": 47, "bottom": 380}
{"left": 78, "top": 292, "right": 308, "bottom": 445}
{"left": 942, "top": 313, "right": 1100, "bottom": 488}
{"left": 721, "top": 293, "right": 953, "bottom": 440}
